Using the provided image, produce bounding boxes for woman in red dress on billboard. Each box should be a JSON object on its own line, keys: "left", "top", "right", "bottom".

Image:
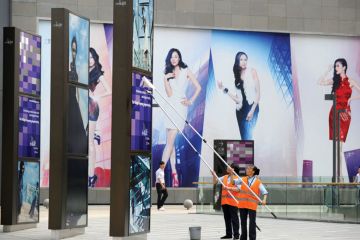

{"left": 318, "top": 58, "right": 360, "bottom": 175}
{"left": 319, "top": 59, "right": 360, "bottom": 141}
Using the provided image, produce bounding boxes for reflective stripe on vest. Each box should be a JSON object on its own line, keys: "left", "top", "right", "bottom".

{"left": 238, "top": 177, "right": 261, "bottom": 211}
{"left": 221, "top": 175, "right": 241, "bottom": 207}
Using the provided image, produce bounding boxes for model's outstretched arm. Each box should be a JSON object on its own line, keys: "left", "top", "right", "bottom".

{"left": 164, "top": 73, "right": 174, "bottom": 97}
{"left": 318, "top": 65, "right": 334, "bottom": 86}
{"left": 217, "top": 81, "right": 241, "bottom": 104}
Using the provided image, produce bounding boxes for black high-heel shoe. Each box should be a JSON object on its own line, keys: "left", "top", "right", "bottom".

{"left": 90, "top": 174, "right": 98, "bottom": 188}
{"left": 94, "top": 133, "right": 101, "bottom": 145}
{"left": 88, "top": 176, "right": 93, "bottom": 187}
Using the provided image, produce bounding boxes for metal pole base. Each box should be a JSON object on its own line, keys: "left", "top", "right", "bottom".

{"left": 3, "top": 223, "right": 37, "bottom": 232}
{"left": 51, "top": 228, "right": 85, "bottom": 239}
{"left": 113, "top": 234, "right": 147, "bottom": 240}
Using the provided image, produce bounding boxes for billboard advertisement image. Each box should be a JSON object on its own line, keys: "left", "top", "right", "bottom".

{"left": 18, "top": 96, "right": 40, "bottom": 158}
{"left": 129, "top": 155, "right": 151, "bottom": 234}
{"left": 133, "top": 0, "right": 153, "bottom": 72}
{"left": 39, "top": 23, "right": 360, "bottom": 188}
{"left": 131, "top": 72, "right": 152, "bottom": 152}
{"left": 68, "top": 13, "right": 89, "bottom": 85}
{"left": 19, "top": 31, "right": 41, "bottom": 96}
{"left": 17, "top": 161, "right": 40, "bottom": 223}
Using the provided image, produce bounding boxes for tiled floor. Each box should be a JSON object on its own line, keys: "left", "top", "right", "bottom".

{"left": 0, "top": 205, "right": 359, "bottom": 239}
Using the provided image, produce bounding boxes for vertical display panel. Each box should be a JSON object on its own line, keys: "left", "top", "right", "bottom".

{"left": 131, "top": 72, "right": 152, "bottom": 152}
{"left": 19, "top": 31, "right": 41, "bottom": 96}
{"left": 49, "top": 9, "right": 89, "bottom": 230}
{"left": 111, "top": 0, "right": 154, "bottom": 236}
{"left": 129, "top": 155, "right": 151, "bottom": 235}
{"left": 226, "top": 140, "right": 254, "bottom": 175}
{"left": 18, "top": 96, "right": 40, "bottom": 158}
{"left": 1, "top": 28, "right": 41, "bottom": 226}
{"left": 67, "top": 85, "right": 89, "bottom": 155}
{"left": 16, "top": 161, "right": 40, "bottom": 224}
{"left": 132, "top": 0, "right": 153, "bottom": 72}
{"left": 68, "top": 13, "right": 90, "bottom": 85}
{"left": 65, "top": 158, "right": 88, "bottom": 228}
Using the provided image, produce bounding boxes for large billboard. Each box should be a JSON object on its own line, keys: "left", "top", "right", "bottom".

{"left": 39, "top": 23, "right": 360, "bottom": 188}
{"left": 152, "top": 28, "right": 360, "bottom": 187}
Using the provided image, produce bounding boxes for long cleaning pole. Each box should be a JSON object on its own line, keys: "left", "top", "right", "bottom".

{"left": 143, "top": 78, "right": 276, "bottom": 219}
{"left": 149, "top": 93, "right": 240, "bottom": 204}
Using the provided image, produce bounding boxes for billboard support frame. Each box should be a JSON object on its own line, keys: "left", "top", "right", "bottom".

{"left": 1, "top": 27, "right": 41, "bottom": 231}
{"left": 111, "top": 0, "right": 154, "bottom": 237}
{"left": 49, "top": 8, "right": 90, "bottom": 237}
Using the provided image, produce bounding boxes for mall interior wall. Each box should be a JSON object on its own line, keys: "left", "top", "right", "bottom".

{"left": 10, "top": 0, "right": 360, "bottom": 36}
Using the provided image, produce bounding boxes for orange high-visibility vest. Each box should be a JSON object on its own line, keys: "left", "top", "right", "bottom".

{"left": 221, "top": 175, "right": 241, "bottom": 207}
{"left": 238, "top": 177, "right": 261, "bottom": 211}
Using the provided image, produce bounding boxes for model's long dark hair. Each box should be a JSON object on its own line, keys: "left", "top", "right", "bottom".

{"left": 253, "top": 166, "right": 260, "bottom": 176}
{"left": 233, "top": 52, "right": 248, "bottom": 100}
{"left": 71, "top": 36, "right": 77, "bottom": 53}
{"left": 164, "top": 48, "right": 188, "bottom": 75}
{"left": 332, "top": 58, "right": 347, "bottom": 93}
{"left": 89, "top": 47, "right": 104, "bottom": 75}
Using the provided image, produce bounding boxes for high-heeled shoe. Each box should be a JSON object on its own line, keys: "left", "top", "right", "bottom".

{"left": 88, "top": 174, "right": 98, "bottom": 188}
{"left": 172, "top": 173, "right": 179, "bottom": 187}
{"left": 91, "top": 174, "right": 98, "bottom": 188}
{"left": 94, "top": 133, "right": 101, "bottom": 145}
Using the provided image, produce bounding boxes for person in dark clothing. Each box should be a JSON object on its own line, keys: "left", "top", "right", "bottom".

{"left": 213, "top": 163, "right": 241, "bottom": 239}
{"left": 155, "top": 161, "right": 168, "bottom": 210}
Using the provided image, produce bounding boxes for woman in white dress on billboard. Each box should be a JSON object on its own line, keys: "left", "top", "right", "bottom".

{"left": 161, "top": 48, "right": 201, "bottom": 187}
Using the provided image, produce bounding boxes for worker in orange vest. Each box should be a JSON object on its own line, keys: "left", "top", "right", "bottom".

{"left": 212, "top": 163, "right": 241, "bottom": 239}
{"left": 224, "top": 165, "right": 268, "bottom": 240}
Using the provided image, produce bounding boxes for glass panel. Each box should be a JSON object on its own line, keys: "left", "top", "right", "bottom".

{"left": 195, "top": 176, "right": 360, "bottom": 223}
